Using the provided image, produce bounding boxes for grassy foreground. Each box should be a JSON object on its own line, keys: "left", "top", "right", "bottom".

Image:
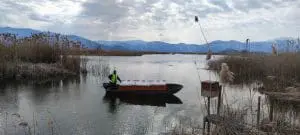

{"left": 0, "top": 33, "right": 87, "bottom": 80}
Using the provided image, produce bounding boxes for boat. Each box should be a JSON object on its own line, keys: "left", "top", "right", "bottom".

{"left": 103, "top": 80, "right": 183, "bottom": 95}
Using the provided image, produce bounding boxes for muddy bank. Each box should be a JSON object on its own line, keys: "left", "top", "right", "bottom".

{"left": 260, "top": 86, "right": 300, "bottom": 103}
{"left": 0, "top": 62, "right": 78, "bottom": 80}
{"left": 264, "top": 91, "right": 300, "bottom": 103}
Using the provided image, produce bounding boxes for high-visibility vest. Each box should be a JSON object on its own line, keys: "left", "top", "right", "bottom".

{"left": 111, "top": 74, "right": 117, "bottom": 83}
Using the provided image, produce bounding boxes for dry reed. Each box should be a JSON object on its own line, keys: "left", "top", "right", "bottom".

{"left": 208, "top": 53, "right": 300, "bottom": 89}
{"left": 0, "top": 33, "right": 87, "bottom": 80}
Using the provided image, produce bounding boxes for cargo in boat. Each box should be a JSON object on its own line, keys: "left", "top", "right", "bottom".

{"left": 103, "top": 80, "right": 183, "bottom": 95}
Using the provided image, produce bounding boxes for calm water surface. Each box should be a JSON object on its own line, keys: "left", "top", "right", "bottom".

{"left": 0, "top": 54, "right": 298, "bottom": 135}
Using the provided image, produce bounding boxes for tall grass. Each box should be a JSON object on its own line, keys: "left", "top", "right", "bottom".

{"left": 208, "top": 53, "right": 300, "bottom": 90}
{"left": 208, "top": 55, "right": 266, "bottom": 84}
{"left": 187, "top": 52, "right": 300, "bottom": 135}
{"left": 0, "top": 33, "right": 86, "bottom": 80}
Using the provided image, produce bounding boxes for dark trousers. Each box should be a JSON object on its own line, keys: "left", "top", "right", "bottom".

{"left": 109, "top": 82, "right": 118, "bottom": 89}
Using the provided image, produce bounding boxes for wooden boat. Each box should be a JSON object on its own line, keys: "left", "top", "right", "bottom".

{"left": 103, "top": 80, "right": 183, "bottom": 95}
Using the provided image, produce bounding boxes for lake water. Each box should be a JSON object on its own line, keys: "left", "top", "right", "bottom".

{"left": 0, "top": 54, "right": 298, "bottom": 135}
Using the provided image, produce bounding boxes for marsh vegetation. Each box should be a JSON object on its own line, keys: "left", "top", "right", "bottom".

{"left": 0, "top": 33, "right": 87, "bottom": 80}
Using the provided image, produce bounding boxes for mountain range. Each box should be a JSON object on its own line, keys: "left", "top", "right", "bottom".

{"left": 0, "top": 27, "right": 299, "bottom": 53}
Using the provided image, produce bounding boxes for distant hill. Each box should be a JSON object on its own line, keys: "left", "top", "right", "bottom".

{"left": 0, "top": 27, "right": 299, "bottom": 53}
{"left": 97, "top": 39, "right": 299, "bottom": 53}
{"left": 0, "top": 27, "right": 101, "bottom": 49}
{"left": 0, "top": 27, "right": 41, "bottom": 37}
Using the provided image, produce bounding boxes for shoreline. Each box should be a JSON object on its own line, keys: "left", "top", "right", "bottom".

{"left": 76, "top": 49, "right": 238, "bottom": 56}
{"left": 0, "top": 62, "right": 80, "bottom": 81}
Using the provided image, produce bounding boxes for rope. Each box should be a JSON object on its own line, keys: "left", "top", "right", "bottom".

{"left": 196, "top": 20, "right": 209, "bottom": 47}
{"left": 192, "top": 54, "right": 210, "bottom": 116}
{"left": 194, "top": 60, "right": 206, "bottom": 114}
{"left": 195, "top": 16, "right": 214, "bottom": 115}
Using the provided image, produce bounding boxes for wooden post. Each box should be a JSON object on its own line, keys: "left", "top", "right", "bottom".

{"left": 269, "top": 98, "right": 274, "bottom": 122}
{"left": 207, "top": 97, "right": 211, "bottom": 134}
{"left": 257, "top": 96, "right": 261, "bottom": 129}
{"left": 203, "top": 118, "right": 206, "bottom": 135}
{"left": 217, "top": 88, "right": 222, "bottom": 115}
{"left": 207, "top": 97, "right": 211, "bottom": 115}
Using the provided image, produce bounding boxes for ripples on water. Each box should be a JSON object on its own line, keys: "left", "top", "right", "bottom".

{"left": 0, "top": 54, "right": 298, "bottom": 135}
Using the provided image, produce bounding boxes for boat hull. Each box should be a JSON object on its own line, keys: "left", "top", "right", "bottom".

{"left": 103, "top": 83, "right": 182, "bottom": 95}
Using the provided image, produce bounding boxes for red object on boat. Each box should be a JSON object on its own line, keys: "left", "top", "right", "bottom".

{"left": 119, "top": 85, "right": 167, "bottom": 91}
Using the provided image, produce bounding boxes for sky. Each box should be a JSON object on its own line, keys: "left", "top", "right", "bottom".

{"left": 0, "top": 0, "right": 299, "bottom": 44}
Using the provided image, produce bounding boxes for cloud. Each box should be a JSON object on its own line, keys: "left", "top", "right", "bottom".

{"left": 29, "top": 14, "right": 52, "bottom": 22}
{"left": 0, "top": 0, "right": 299, "bottom": 44}
{"left": 232, "top": 0, "right": 298, "bottom": 12}
{"left": 207, "top": 0, "right": 232, "bottom": 11}
{"left": 81, "top": 0, "right": 129, "bottom": 23}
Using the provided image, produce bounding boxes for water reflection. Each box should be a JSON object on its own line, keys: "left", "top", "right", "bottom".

{"left": 0, "top": 75, "right": 82, "bottom": 89}
{"left": 102, "top": 93, "right": 183, "bottom": 111}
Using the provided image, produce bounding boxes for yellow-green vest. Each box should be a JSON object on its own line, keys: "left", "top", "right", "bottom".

{"left": 111, "top": 74, "right": 117, "bottom": 83}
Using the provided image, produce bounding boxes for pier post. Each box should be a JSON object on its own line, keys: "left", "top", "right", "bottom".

{"left": 207, "top": 97, "right": 211, "bottom": 134}
{"left": 217, "top": 88, "right": 222, "bottom": 115}
{"left": 203, "top": 118, "right": 206, "bottom": 135}
{"left": 207, "top": 97, "right": 211, "bottom": 115}
{"left": 257, "top": 96, "right": 261, "bottom": 129}
{"left": 269, "top": 98, "right": 274, "bottom": 122}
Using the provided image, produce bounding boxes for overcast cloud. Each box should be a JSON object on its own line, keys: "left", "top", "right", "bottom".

{"left": 0, "top": 0, "right": 299, "bottom": 44}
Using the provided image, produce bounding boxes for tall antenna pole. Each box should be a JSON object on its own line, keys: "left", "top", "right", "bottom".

{"left": 195, "top": 16, "right": 209, "bottom": 46}
{"left": 195, "top": 16, "right": 211, "bottom": 60}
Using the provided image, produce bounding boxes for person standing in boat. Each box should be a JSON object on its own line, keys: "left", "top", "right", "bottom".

{"left": 109, "top": 69, "right": 122, "bottom": 86}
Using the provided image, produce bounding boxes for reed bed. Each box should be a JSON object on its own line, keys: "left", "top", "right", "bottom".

{"left": 170, "top": 104, "right": 300, "bottom": 135}
{"left": 0, "top": 33, "right": 87, "bottom": 80}
{"left": 170, "top": 52, "right": 300, "bottom": 135}
{"left": 208, "top": 53, "right": 300, "bottom": 90}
